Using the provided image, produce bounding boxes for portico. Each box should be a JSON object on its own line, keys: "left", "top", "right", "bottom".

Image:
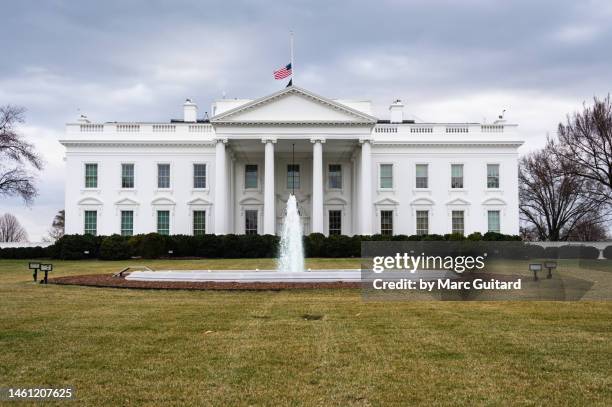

{"left": 210, "top": 86, "right": 378, "bottom": 236}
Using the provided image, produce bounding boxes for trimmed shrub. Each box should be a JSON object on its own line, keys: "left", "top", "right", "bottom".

{"left": 0, "top": 231, "right": 524, "bottom": 259}
{"left": 99, "top": 235, "right": 131, "bottom": 260}
{"left": 133, "top": 233, "right": 169, "bottom": 259}
{"left": 52, "top": 234, "right": 101, "bottom": 260}
{"left": 543, "top": 246, "right": 559, "bottom": 259}
{"left": 0, "top": 246, "right": 49, "bottom": 259}
{"left": 558, "top": 245, "right": 600, "bottom": 259}
{"left": 467, "top": 232, "right": 483, "bottom": 241}
{"left": 483, "top": 232, "right": 521, "bottom": 241}
{"left": 604, "top": 245, "right": 612, "bottom": 260}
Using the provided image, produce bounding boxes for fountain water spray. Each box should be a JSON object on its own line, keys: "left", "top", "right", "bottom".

{"left": 277, "top": 194, "right": 305, "bottom": 273}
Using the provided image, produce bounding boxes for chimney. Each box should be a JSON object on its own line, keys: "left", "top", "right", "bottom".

{"left": 183, "top": 98, "right": 198, "bottom": 122}
{"left": 389, "top": 99, "right": 404, "bottom": 123}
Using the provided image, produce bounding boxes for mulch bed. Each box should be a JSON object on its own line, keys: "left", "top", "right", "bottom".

{"left": 48, "top": 274, "right": 361, "bottom": 291}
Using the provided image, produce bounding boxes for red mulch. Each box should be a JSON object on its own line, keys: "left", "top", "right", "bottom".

{"left": 48, "top": 274, "right": 361, "bottom": 291}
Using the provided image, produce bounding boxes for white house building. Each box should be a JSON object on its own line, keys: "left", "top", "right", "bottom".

{"left": 60, "top": 86, "right": 523, "bottom": 237}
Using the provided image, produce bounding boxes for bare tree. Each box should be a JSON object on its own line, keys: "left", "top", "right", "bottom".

{"left": 519, "top": 142, "right": 605, "bottom": 241}
{"left": 555, "top": 96, "right": 612, "bottom": 204}
{"left": 47, "top": 209, "right": 65, "bottom": 241}
{"left": 566, "top": 216, "right": 608, "bottom": 241}
{"left": 0, "top": 105, "right": 43, "bottom": 203}
{"left": 0, "top": 213, "right": 28, "bottom": 242}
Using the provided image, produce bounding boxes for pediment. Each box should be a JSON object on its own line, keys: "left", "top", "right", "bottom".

{"left": 151, "top": 197, "right": 176, "bottom": 206}
{"left": 374, "top": 197, "right": 400, "bottom": 206}
{"left": 446, "top": 198, "right": 471, "bottom": 206}
{"left": 325, "top": 197, "right": 348, "bottom": 206}
{"left": 115, "top": 197, "right": 140, "bottom": 206}
{"left": 482, "top": 197, "right": 507, "bottom": 206}
{"left": 239, "top": 197, "right": 263, "bottom": 206}
{"left": 410, "top": 197, "right": 435, "bottom": 206}
{"left": 211, "top": 86, "right": 377, "bottom": 125}
{"left": 187, "top": 197, "right": 213, "bottom": 206}
{"left": 78, "top": 197, "right": 103, "bottom": 206}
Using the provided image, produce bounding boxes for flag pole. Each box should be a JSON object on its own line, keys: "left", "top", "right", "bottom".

{"left": 290, "top": 30, "right": 294, "bottom": 85}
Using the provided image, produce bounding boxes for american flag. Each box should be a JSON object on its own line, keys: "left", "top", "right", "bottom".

{"left": 273, "top": 63, "right": 292, "bottom": 80}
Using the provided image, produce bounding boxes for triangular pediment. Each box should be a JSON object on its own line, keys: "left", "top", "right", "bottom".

{"left": 211, "top": 86, "right": 377, "bottom": 125}
{"left": 446, "top": 198, "right": 471, "bottom": 206}
{"left": 187, "top": 197, "right": 213, "bottom": 206}
{"left": 115, "top": 197, "right": 140, "bottom": 206}
{"left": 374, "top": 197, "right": 400, "bottom": 206}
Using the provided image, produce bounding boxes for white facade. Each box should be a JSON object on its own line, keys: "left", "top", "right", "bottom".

{"left": 60, "top": 86, "right": 523, "bottom": 237}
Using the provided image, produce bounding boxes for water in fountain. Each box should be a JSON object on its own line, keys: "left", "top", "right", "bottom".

{"left": 277, "top": 194, "right": 305, "bottom": 273}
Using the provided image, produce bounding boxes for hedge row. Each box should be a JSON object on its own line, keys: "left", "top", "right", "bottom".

{"left": 0, "top": 232, "right": 610, "bottom": 260}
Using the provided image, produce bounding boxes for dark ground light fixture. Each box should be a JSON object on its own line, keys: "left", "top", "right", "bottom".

{"left": 28, "top": 262, "right": 41, "bottom": 282}
{"left": 544, "top": 261, "right": 557, "bottom": 279}
{"left": 29, "top": 263, "right": 53, "bottom": 284}
{"left": 529, "top": 263, "right": 542, "bottom": 281}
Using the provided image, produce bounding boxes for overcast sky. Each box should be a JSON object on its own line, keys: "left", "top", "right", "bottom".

{"left": 1, "top": 0, "right": 611, "bottom": 240}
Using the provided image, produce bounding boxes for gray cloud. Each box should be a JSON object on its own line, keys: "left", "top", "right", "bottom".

{"left": 1, "top": 0, "right": 611, "bottom": 239}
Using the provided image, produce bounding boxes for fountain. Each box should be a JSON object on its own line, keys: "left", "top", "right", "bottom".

{"left": 277, "top": 194, "right": 304, "bottom": 273}
{"left": 126, "top": 194, "right": 360, "bottom": 283}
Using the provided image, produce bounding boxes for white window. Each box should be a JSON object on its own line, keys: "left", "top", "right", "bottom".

{"left": 380, "top": 164, "right": 393, "bottom": 189}
{"left": 416, "top": 210, "right": 429, "bottom": 235}
{"left": 84, "top": 210, "right": 97, "bottom": 235}
{"left": 245, "top": 210, "right": 258, "bottom": 235}
{"left": 328, "top": 164, "right": 342, "bottom": 189}
{"left": 451, "top": 210, "right": 464, "bottom": 235}
{"left": 120, "top": 210, "right": 133, "bottom": 236}
{"left": 328, "top": 210, "right": 341, "bottom": 235}
{"left": 451, "top": 164, "right": 464, "bottom": 188}
{"left": 287, "top": 164, "right": 300, "bottom": 190}
{"left": 488, "top": 210, "right": 501, "bottom": 233}
{"left": 157, "top": 164, "right": 170, "bottom": 189}
{"left": 245, "top": 165, "right": 258, "bottom": 189}
{"left": 415, "top": 164, "right": 428, "bottom": 188}
{"left": 121, "top": 164, "right": 134, "bottom": 189}
{"left": 193, "top": 164, "right": 207, "bottom": 189}
{"left": 85, "top": 163, "right": 98, "bottom": 188}
{"left": 157, "top": 210, "right": 170, "bottom": 235}
{"left": 381, "top": 210, "right": 393, "bottom": 235}
{"left": 487, "top": 164, "right": 500, "bottom": 189}
{"left": 193, "top": 210, "right": 206, "bottom": 236}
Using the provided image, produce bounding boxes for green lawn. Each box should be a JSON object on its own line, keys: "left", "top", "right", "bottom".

{"left": 1, "top": 259, "right": 611, "bottom": 406}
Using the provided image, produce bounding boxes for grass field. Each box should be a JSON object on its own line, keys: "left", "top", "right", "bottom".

{"left": 1, "top": 258, "right": 611, "bottom": 406}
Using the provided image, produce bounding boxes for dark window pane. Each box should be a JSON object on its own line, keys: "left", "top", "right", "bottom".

{"left": 245, "top": 210, "right": 258, "bottom": 235}
{"left": 328, "top": 164, "right": 342, "bottom": 189}
{"left": 287, "top": 164, "right": 300, "bottom": 189}
{"left": 245, "top": 165, "right": 258, "bottom": 189}
{"left": 193, "top": 164, "right": 207, "bottom": 188}
{"left": 329, "top": 210, "right": 341, "bottom": 235}
{"left": 381, "top": 210, "right": 393, "bottom": 235}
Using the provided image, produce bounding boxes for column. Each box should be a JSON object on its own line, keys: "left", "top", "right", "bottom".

{"left": 360, "top": 139, "right": 373, "bottom": 235}
{"left": 263, "top": 138, "right": 276, "bottom": 235}
{"left": 311, "top": 138, "right": 324, "bottom": 234}
{"left": 214, "top": 138, "right": 227, "bottom": 234}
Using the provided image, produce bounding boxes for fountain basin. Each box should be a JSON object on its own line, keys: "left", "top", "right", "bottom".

{"left": 126, "top": 269, "right": 362, "bottom": 283}
{"left": 125, "top": 269, "right": 457, "bottom": 283}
